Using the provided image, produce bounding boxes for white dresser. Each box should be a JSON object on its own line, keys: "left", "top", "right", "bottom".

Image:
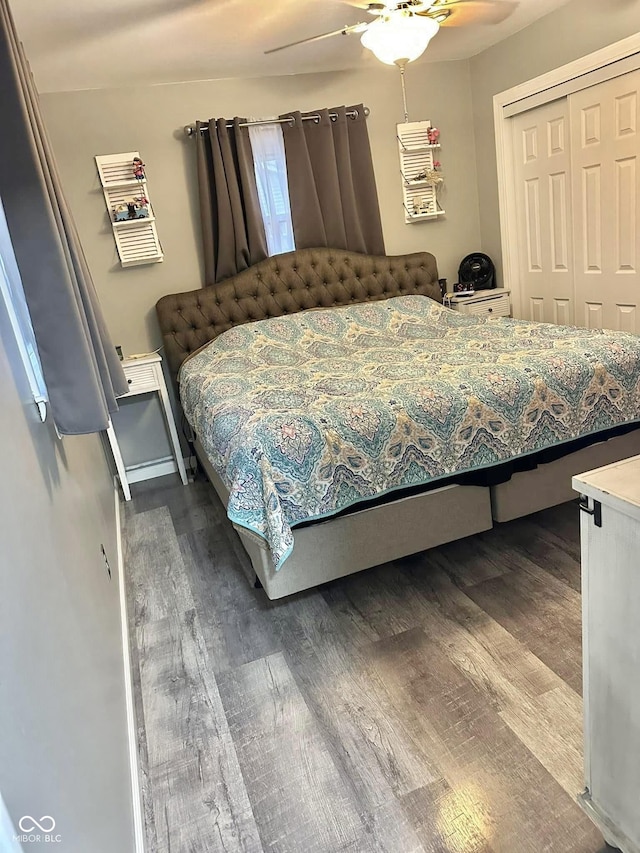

{"left": 573, "top": 455, "right": 640, "bottom": 853}
{"left": 446, "top": 288, "right": 511, "bottom": 318}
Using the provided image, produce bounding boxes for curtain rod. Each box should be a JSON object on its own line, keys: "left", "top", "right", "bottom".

{"left": 184, "top": 106, "right": 370, "bottom": 136}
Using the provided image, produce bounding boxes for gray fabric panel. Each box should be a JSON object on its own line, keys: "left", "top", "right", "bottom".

{"left": 196, "top": 117, "right": 267, "bottom": 284}
{"left": 0, "top": 0, "right": 126, "bottom": 434}
{"left": 281, "top": 104, "right": 385, "bottom": 255}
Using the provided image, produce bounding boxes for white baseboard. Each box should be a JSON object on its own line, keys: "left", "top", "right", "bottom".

{"left": 125, "top": 455, "right": 190, "bottom": 485}
{"left": 114, "top": 480, "right": 146, "bottom": 853}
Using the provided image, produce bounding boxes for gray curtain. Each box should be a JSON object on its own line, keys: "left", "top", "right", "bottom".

{"left": 280, "top": 104, "right": 385, "bottom": 255}
{"left": 0, "top": 0, "right": 127, "bottom": 435}
{"left": 196, "top": 117, "right": 268, "bottom": 284}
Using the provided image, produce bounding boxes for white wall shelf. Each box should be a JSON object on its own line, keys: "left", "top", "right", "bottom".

{"left": 95, "top": 151, "right": 163, "bottom": 268}
{"left": 397, "top": 121, "right": 445, "bottom": 224}
{"left": 400, "top": 144, "right": 442, "bottom": 153}
{"left": 403, "top": 179, "right": 437, "bottom": 189}
{"left": 113, "top": 216, "right": 156, "bottom": 228}
{"left": 103, "top": 179, "right": 145, "bottom": 189}
{"left": 406, "top": 210, "right": 446, "bottom": 221}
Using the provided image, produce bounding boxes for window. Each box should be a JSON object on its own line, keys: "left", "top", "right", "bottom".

{"left": 0, "top": 195, "right": 48, "bottom": 421}
{"left": 249, "top": 123, "right": 296, "bottom": 256}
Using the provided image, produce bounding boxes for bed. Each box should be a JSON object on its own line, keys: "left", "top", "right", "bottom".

{"left": 156, "top": 247, "right": 640, "bottom": 598}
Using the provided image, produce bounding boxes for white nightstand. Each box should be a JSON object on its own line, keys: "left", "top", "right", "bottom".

{"left": 446, "top": 288, "right": 511, "bottom": 319}
{"left": 106, "top": 353, "right": 188, "bottom": 500}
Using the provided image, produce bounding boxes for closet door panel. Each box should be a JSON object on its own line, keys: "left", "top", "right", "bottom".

{"left": 512, "top": 100, "right": 574, "bottom": 323}
{"left": 570, "top": 70, "right": 640, "bottom": 332}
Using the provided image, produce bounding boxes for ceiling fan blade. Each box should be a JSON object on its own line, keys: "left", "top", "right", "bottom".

{"left": 418, "top": 0, "right": 517, "bottom": 26}
{"left": 340, "top": 1, "right": 393, "bottom": 12}
{"left": 265, "top": 22, "right": 369, "bottom": 54}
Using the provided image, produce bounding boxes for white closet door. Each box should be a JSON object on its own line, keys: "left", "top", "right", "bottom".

{"left": 570, "top": 69, "right": 640, "bottom": 332}
{"left": 512, "top": 99, "right": 574, "bottom": 324}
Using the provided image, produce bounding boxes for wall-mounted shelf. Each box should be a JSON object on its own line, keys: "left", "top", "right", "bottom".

{"left": 113, "top": 216, "right": 157, "bottom": 228}
{"left": 406, "top": 209, "right": 446, "bottom": 221}
{"left": 95, "top": 151, "right": 163, "bottom": 268}
{"left": 403, "top": 179, "right": 438, "bottom": 189}
{"left": 400, "top": 144, "right": 442, "bottom": 153}
{"left": 103, "top": 179, "right": 146, "bottom": 189}
{"left": 397, "top": 121, "right": 445, "bottom": 224}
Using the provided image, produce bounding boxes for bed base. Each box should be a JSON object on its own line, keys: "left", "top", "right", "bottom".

{"left": 194, "top": 439, "right": 492, "bottom": 599}
{"left": 490, "top": 429, "right": 640, "bottom": 522}
{"left": 194, "top": 430, "right": 640, "bottom": 599}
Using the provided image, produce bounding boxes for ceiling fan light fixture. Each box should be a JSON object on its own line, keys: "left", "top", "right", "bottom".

{"left": 360, "top": 11, "right": 439, "bottom": 65}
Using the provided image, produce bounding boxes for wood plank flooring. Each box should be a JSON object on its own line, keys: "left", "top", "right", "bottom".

{"left": 123, "top": 475, "right": 609, "bottom": 853}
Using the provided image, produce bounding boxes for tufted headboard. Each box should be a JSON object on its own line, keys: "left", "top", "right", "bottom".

{"left": 156, "top": 246, "right": 441, "bottom": 381}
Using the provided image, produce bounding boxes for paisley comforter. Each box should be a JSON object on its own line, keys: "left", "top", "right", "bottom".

{"left": 180, "top": 295, "right": 640, "bottom": 569}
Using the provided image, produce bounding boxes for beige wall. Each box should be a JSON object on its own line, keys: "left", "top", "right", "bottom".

{"left": 469, "top": 0, "right": 640, "bottom": 285}
{"left": 0, "top": 296, "right": 134, "bottom": 847}
{"left": 41, "top": 60, "right": 480, "bottom": 356}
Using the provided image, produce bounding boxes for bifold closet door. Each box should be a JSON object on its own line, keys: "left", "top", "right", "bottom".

{"left": 570, "top": 69, "right": 640, "bottom": 333}
{"left": 512, "top": 99, "right": 574, "bottom": 324}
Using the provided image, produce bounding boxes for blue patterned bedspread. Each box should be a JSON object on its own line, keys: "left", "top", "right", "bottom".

{"left": 180, "top": 295, "right": 640, "bottom": 569}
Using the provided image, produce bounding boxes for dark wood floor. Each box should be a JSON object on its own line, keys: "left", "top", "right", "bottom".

{"left": 123, "top": 474, "right": 608, "bottom": 853}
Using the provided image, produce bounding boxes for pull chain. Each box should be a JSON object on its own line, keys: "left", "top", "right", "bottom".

{"left": 396, "top": 59, "right": 409, "bottom": 123}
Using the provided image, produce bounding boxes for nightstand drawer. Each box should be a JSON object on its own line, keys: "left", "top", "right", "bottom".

{"left": 452, "top": 292, "right": 511, "bottom": 318}
{"left": 122, "top": 362, "right": 159, "bottom": 395}
{"left": 463, "top": 296, "right": 511, "bottom": 318}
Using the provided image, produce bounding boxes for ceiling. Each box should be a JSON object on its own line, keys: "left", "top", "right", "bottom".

{"left": 11, "top": 0, "right": 574, "bottom": 93}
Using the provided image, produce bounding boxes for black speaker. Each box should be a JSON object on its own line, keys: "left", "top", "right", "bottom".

{"left": 458, "top": 253, "right": 495, "bottom": 290}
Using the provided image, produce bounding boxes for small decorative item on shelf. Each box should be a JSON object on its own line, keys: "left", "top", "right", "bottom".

{"left": 132, "top": 157, "right": 146, "bottom": 180}
{"left": 112, "top": 195, "right": 150, "bottom": 222}
{"left": 113, "top": 204, "right": 129, "bottom": 222}
{"left": 409, "top": 166, "right": 444, "bottom": 186}
{"left": 427, "top": 127, "right": 440, "bottom": 145}
{"left": 411, "top": 196, "right": 437, "bottom": 217}
{"left": 133, "top": 195, "right": 150, "bottom": 218}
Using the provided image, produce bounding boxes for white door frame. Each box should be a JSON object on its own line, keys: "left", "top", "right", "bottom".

{"left": 494, "top": 32, "right": 640, "bottom": 319}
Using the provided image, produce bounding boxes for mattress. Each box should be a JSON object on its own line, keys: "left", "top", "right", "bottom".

{"left": 179, "top": 295, "right": 640, "bottom": 568}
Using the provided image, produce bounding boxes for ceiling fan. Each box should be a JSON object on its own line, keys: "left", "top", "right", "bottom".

{"left": 265, "top": 0, "right": 517, "bottom": 63}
